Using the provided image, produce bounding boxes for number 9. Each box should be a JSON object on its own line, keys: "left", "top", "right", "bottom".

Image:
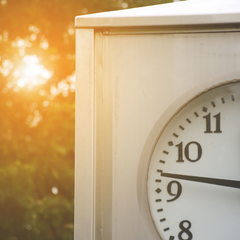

{"left": 167, "top": 181, "right": 182, "bottom": 202}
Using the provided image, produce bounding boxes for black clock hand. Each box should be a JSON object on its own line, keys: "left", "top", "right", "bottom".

{"left": 161, "top": 172, "right": 240, "bottom": 189}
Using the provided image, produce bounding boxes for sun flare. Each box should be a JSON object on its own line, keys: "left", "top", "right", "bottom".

{"left": 14, "top": 55, "right": 52, "bottom": 88}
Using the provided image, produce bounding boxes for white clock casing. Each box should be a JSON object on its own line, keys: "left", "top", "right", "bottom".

{"left": 139, "top": 80, "right": 240, "bottom": 240}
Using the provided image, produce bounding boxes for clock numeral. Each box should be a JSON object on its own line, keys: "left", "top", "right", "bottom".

{"left": 176, "top": 141, "right": 202, "bottom": 163}
{"left": 178, "top": 220, "right": 193, "bottom": 240}
{"left": 167, "top": 180, "right": 182, "bottom": 202}
{"left": 203, "top": 112, "right": 222, "bottom": 133}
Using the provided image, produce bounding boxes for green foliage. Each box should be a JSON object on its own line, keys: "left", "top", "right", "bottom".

{"left": 0, "top": 81, "right": 75, "bottom": 239}
{"left": 0, "top": 0, "right": 175, "bottom": 239}
{"left": 0, "top": 162, "right": 73, "bottom": 240}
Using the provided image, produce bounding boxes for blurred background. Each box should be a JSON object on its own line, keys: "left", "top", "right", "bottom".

{"left": 0, "top": 0, "right": 174, "bottom": 239}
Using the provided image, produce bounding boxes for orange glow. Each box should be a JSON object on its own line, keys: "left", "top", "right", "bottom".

{"left": 14, "top": 55, "right": 52, "bottom": 88}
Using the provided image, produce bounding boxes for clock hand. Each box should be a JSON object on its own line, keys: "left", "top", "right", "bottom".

{"left": 161, "top": 172, "right": 240, "bottom": 189}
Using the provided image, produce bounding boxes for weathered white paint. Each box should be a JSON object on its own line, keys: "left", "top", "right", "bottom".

{"left": 75, "top": 0, "right": 240, "bottom": 27}
{"left": 105, "top": 32, "right": 240, "bottom": 240}
{"left": 75, "top": 1, "right": 240, "bottom": 240}
{"left": 75, "top": 29, "right": 95, "bottom": 240}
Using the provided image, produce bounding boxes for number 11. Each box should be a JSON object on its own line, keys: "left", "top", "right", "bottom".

{"left": 203, "top": 112, "right": 222, "bottom": 133}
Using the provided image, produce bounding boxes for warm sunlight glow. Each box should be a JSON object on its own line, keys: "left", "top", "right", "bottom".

{"left": 14, "top": 55, "right": 53, "bottom": 88}
{"left": 51, "top": 187, "right": 58, "bottom": 195}
{"left": 0, "top": 0, "right": 7, "bottom": 5}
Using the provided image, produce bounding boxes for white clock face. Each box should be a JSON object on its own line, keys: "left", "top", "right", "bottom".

{"left": 147, "top": 80, "right": 240, "bottom": 240}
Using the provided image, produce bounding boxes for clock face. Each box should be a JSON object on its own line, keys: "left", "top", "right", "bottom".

{"left": 147, "top": 80, "right": 240, "bottom": 240}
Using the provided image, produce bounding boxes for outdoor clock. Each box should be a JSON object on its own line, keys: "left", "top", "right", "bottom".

{"left": 147, "top": 80, "right": 240, "bottom": 240}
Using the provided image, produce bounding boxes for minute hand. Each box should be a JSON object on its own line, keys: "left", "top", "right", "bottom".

{"left": 161, "top": 172, "right": 240, "bottom": 189}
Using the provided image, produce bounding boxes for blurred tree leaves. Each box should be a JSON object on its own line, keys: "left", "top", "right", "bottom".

{"left": 0, "top": 0, "right": 174, "bottom": 239}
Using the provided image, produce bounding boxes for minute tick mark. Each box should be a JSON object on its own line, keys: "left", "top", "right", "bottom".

{"left": 179, "top": 125, "right": 184, "bottom": 130}
{"left": 194, "top": 112, "right": 199, "bottom": 117}
{"left": 173, "top": 133, "right": 178, "bottom": 138}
